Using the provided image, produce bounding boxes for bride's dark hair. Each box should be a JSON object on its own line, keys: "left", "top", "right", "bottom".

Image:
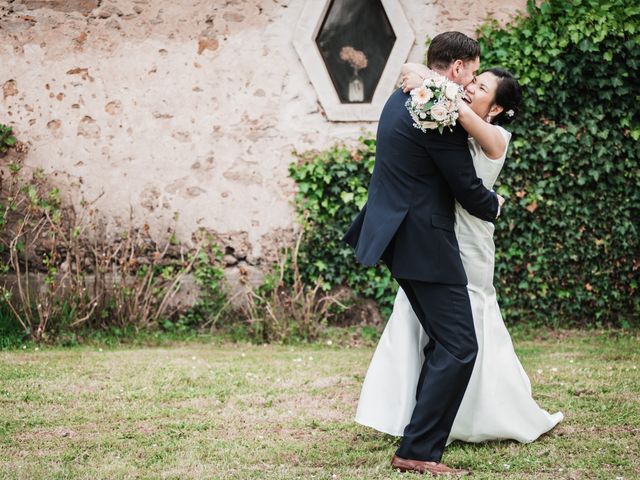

{"left": 484, "top": 68, "right": 522, "bottom": 125}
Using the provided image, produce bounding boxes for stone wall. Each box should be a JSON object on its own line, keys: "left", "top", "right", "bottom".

{"left": 0, "top": 0, "right": 526, "bottom": 283}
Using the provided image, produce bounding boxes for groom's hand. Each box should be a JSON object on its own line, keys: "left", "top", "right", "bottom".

{"left": 497, "top": 194, "right": 505, "bottom": 217}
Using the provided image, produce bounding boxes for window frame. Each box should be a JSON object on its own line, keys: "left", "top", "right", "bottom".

{"left": 293, "top": 0, "right": 415, "bottom": 122}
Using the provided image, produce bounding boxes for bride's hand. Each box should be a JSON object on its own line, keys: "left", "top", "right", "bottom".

{"left": 457, "top": 97, "right": 472, "bottom": 115}
{"left": 456, "top": 97, "right": 475, "bottom": 124}
{"left": 400, "top": 71, "right": 423, "bottom": 93}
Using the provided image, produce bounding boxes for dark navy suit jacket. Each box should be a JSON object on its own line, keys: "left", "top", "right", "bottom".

{"left": 343, "top": 89, "right": 499, "bottom": 285}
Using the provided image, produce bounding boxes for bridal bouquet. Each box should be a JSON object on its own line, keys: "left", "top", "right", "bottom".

{"left": 405, "top": 75, "right": 464, "bottom": 134}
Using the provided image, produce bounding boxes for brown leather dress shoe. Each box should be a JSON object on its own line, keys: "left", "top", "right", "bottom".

{"left": 391, "top": 455, "right": 471, "bottom": 476}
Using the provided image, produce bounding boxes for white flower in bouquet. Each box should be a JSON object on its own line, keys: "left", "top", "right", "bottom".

{"left": 405, "top": 74, "right": 464, "bottom": 133}
{"left": 430, "top": 103, "right": 449, "bottom": 122}
{"left": 411, "top": 86, "right": 433, "bottom": 105}
{"left": 427, "top": 76, "right": 444, "bottom": 88}
{"left": 444, "top": 83, "right": 460, "bottom": 100}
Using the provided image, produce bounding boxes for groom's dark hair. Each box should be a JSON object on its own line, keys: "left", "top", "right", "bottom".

{"left": 427, "top": 32, "right": 480, "bottom": 70}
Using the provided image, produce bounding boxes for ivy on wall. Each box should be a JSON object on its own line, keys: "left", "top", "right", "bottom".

{"left": 289, "top": 138, "right": 397, "bottom": 317}
{"left": 289, "top": 0, "right": 639, "bottom": 327}
{"left": 477, "top": 0, "right": 639, "bottom": 326}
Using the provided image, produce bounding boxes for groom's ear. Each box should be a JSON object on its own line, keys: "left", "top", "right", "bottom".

{"left": 451, "top": 59, "right": 465, "bottom": 78}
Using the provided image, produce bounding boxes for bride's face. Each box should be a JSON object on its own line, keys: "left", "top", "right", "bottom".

{"left": 463, "top": 72, "right": 503, "bottom": 122}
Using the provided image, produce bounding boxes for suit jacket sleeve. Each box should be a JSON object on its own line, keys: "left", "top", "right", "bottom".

{"left": 424, "top": 129, "right": 499, "bottom": 222}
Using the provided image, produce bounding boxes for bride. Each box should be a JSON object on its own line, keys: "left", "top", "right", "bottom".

{"left": 355, "top": 64, "right": 563, "bottom": 444}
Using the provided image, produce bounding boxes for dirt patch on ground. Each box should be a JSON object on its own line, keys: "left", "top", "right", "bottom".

{"left": 13, "top": 424, "right": 92, "bottom": 442}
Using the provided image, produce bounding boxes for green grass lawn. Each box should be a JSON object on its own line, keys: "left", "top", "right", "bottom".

{"left": 0, "top": 330, "right": 638, "bottom": 479}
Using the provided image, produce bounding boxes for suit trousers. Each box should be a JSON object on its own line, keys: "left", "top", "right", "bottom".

{"left": 394, "top": 278, "right": 478, "bottom": 462}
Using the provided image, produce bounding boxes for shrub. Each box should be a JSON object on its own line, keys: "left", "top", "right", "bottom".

{"left": 476, "top": 0, "right": 639, "bottom": 326}
{"left": 289, "top": 139, "right": 397, "bottom": 317}
{"left": 240, "top": 229, "right": 348, "bottom": 343}
{"left": 0, "top": 152, "right": 69, "bottom": 340}
{"left": 1, "top": 150, "right": 226, "bottom": 341}
{"left": 177, "top": 235, "right": 229, "bottom": 332}
{"left": 0, "top": 123, "right": 16, "bottom": 155}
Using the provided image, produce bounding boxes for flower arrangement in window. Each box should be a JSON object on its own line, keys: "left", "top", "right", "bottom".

{"left": 339, "top": 46, "right": 369, "bottom": 102}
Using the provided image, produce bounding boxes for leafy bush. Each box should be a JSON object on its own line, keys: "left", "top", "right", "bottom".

{"left": 289, "top": 138, "right": 396, "bottom": 317}
{"left": 0, "top": 123, "right": 16, "bottom": 155}
{"left": 177, "top": 236, "right": 229, "bottom": 332}
{"left": 289, "top": 0, "right": 639, "bottom": 327}
{"left": 476, "top": 0, "right": 639, "bottom": 326}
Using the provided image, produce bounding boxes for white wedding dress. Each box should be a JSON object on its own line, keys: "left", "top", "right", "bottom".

{"left": 355, "top": 127, "right": 563, "bottom": 444}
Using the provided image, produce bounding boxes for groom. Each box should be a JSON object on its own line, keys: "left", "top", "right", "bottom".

{"left": 344, "top": 32, "right": 504, "bottom": 475}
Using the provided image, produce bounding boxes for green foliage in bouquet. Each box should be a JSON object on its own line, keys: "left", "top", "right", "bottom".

{"left": 289, "top": 0, "right": 639, "bottom": 327}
